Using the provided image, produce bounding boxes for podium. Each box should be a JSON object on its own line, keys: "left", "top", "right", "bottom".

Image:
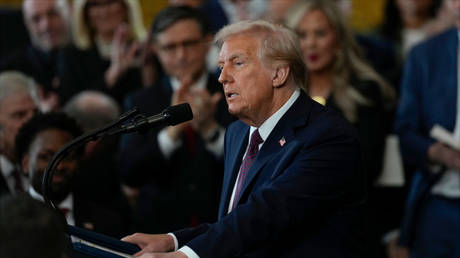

{"left": 68, "top": 225, "right": 140, "bottom": 258}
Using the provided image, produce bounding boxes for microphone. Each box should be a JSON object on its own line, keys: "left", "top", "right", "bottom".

{"left": 117, "top": 103, "right": 193, "bottom": 134}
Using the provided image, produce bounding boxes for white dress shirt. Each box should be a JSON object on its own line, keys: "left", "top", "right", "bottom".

{"left": 0, "top": 155, "right": 28, "bottom": 194}
{"left": 29, "top": 186, "right": 75, "bottom": 226}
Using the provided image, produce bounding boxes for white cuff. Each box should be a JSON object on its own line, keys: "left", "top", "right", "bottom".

{"left": 158, "top": 128, "right": 182, "bottom": 159}
{"left": 167, "top": 233, "right": 178, "bottom": 251}
{"left": 178, "top": 245, "right": 200, "bottom": 258}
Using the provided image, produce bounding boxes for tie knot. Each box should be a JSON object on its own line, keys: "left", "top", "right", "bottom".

{"left": 248, "top": 129, "right": 263, "bottom": 158}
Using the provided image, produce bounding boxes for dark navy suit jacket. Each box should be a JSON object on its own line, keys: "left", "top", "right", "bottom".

{"left": 173, "top": 91, "right": 366, "bottom": 257}
{"left": 395, "top": 27, "right": 459, "bottom": 247}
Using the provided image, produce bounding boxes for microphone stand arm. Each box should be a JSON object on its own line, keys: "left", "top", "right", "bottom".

{"left": 42, "top": 107, "right": 140, "bottom": 210}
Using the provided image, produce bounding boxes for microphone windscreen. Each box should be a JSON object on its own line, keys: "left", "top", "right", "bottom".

{"left": 164, "top": 103, "right": 193, "bottom": 126}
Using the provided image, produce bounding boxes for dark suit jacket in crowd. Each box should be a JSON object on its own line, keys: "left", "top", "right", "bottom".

{"left": 119, "top": 74, "right": 234, "bottom": 233}
{"left": 395, "top": 27, "right": 459, "bottom": 247}
{"left": 173, "top": 91, "right": 366, "bottom": 258}
{"left": 0, "top": 45, "right": 62, "bottom": 93}
{"left": 58, "top": 45, "right": 142, "bottom": 105}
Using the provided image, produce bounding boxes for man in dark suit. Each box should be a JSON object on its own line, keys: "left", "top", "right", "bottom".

{"left": 15, "top": 112, "right": 131, "bottom": 238}
{"left": 0, "top": 0, "right": 71, "bottom": 111}
{"left": 119, "top": 6, "right": 234, "bottom": 234}
{"left": 395, "top": 0, "right": 460, "bottom": 256}
{"left": 123, "top": 19, "right": 365, "bottom": 258}
{"left": 0, "top": 71, "right": 39, "bottom": 197}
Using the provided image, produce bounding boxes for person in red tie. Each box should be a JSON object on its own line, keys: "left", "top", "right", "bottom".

{"left": 123, "top": 19, "right": 365, "bottom": 258}
{"left": 119, "top": 6, "right": 234, "bottom": 234}
{"left": 0, "top": 71, "right": 39, "bottom": 197}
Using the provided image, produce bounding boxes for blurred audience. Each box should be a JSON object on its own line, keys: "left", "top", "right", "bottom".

{"left": 395, "top": 0, "right": 460, "bottom": 257}
{"left": 119, "top": 6, "right": 234, "bottom": 233}
{"left": 286, "top": 1, "right": 398, "bottom": 257}
{"left": 0, "top": 194, "right": 68, "bottom": 258}
{"left": 0, "top": 71, "right": 38, "bottom": 197}
{"left": 58, "top": 0, "right": 146, "bottom": 105}
{"left": 264, "top": 0, "right": 299, "bottom": 25}
{"left": 15, "top": 112, "right": 130, "bottom": 238}
{"left": 380, "top": 0, "right": 442, "bottom": 58}
{"left": 0, "top": 0, "right": 71, "bottom": 111}
{"left": 63, "top": 91, "right": 132, "bottom": 216}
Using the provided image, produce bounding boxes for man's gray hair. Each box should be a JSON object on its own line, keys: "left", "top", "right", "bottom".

{"left": 215, "top": 20, "right": 307, "bottom": 89}
{"left": 0, "top": 71, "right": 39, "bottom": 106}
{"left": 63, "top": 91, "right": 120, "bottom": 132}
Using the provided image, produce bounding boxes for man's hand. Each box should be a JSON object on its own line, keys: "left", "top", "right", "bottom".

{"left": 121, "top": 233, "right": 175, "bottom": 256}
{"left": 137, "top": 251, "right": 188, "bottom": 258}
{"left": 428, "top": 142, "right": 460, "bottom": 171}
{"left": 188, "top": 88, "right": 221, "bottom": 138}
{"left": 167, "top": 78, "right": 193, "bottom": 141}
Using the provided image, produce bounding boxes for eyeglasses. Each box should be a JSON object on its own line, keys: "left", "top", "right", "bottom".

{"left": 158, "top": 38, "right": 204, "bottom": 54}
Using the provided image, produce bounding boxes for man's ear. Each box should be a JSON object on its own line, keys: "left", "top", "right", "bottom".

{"left": 21, "top": 155, "right": 30, "bottom": 176}
{"left": 272, "top": 65, "right": 290, "bottom": 88}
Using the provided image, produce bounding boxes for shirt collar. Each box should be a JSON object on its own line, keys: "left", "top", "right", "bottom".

{"left": 28, "top": 186, "right": 73, "bottom": 211}
{"left": 170, "top": 72, "right": 208, "bottom": 92}
{"left": 250, "top": 88, "right": 301, "bottom": 141}
{"left": 0, "top": 155, "right": 15, "bottom": 178}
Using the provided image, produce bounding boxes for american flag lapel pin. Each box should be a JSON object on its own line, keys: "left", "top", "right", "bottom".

{"left": 279, "top": 137, "right": 286, "bottom": 147}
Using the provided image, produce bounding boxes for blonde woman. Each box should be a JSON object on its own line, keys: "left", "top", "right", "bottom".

{"left": 59, "top": 0, "right": 146, "bottom": 105}
{"left": 287, "top": 1, "right": 398, "bottom": 257}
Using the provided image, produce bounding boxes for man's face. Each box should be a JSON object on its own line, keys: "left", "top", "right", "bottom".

{"left": 23, "top": 0, "right": 69, "bottom": 51}
{"left": 447, "top": 0, "right": 460, "bottom": 29}
{"left": 0, "top": 92, "right": 37, "bottom": 161}
{"left": 218, "top": 34, "right": 277, "bottom": 126}
{"left": 23, "top": 129, "right": 77, "bottom": 201}
{"left": 155, "top": 19, "right": 210, "bottom": 82}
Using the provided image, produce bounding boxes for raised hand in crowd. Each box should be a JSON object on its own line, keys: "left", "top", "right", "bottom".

{"left": 105, "top": 24, "right": 141, "bottom": 88}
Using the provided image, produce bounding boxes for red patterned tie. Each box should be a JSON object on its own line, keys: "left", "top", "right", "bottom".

{"left": 231, "top": 129, "right": 263, "bottom": 211}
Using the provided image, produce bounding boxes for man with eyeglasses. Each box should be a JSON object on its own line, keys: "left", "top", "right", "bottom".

{"left": 119, "top": 6, "right": 234, "bottom": 234}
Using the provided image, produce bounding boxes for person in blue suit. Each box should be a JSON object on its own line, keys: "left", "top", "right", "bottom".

{"left": 122, "top": 19, "right": 365, "bottom": 258}
{"left": 395, "top": 0, "right": 460, "bottom": 257}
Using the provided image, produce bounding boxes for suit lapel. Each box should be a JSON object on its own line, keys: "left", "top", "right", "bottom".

{"left": 235, "top": 92, "right": 313, "bottom": 206}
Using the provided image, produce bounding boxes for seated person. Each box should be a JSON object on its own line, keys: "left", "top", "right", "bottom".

{"left": 15, "top": 112, "right": 131, "bottom": 238}
{"left": 0, "top": 194, "right": 67, "bottom": 258}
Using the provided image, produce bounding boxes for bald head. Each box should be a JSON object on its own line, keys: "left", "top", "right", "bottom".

{"left": 63, "top": 91, "right": 120, "bottom": 132}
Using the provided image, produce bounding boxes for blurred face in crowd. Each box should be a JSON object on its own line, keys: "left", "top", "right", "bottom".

{"left": 0, "top": 92, "right": 37, "bottom": 161}
{"left": 218, "top": 34, "right": 279, "bottom": 126}
{"left": 396, "top": 0, "right": 433, "bottom": 16}
{"left": 86, "top": 0, "right": 127, "bottom": 39}
{"left": 22, "top": 129, "right": 77, "bottom": 202}
{"left": 155, "top": 19, "right": 210, "bottom": 82}
{"left": 266, "top": 0, "right": 299, "bottom": 24}
{"left": 23, "top": 0, "right": 69, "bottom": 51}
{"left": 446, "top": 0, "right": 460, "bottom": 28}
{"left": 295, "top": 9, "right": 338, "bottom": 74}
